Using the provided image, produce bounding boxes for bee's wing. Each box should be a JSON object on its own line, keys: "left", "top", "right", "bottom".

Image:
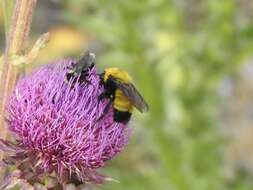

{"left": 66, "top": 52, "right": 95, "bottom": 84}
{"left": 114, "top": 79, "right": 149, "bottom": 113}
{"left": 75, "top": 51, "right": 95, "bottom": 72}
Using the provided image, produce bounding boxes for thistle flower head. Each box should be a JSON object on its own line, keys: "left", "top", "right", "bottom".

{"left": 1, "top": 59, "right": 130, "bottom": 188}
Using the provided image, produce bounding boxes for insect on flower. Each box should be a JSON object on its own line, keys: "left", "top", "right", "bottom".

{"left": 97, "top": 67, "right": 149, "bottom": 124}
{"left": 2, "top": 58, "right": 131, "bottom": 188}
{"left": 65, "top": 52, "right": 149, "bottom": 124}
{"left": 65, "top": 51, "right": 95, "bottom": 85}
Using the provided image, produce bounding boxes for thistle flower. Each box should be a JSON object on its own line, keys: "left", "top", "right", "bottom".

{"left": 1, "top": 59, "right": 130, "bottom": 189}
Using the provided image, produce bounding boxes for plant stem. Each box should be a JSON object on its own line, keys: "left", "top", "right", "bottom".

{"left": 0, "top": 0, "right": 15, "bottom": 41}
{"left": 0, "top": 0, "right": 37, "bottom": 178}
{"left": 0, "top": 1, "right": 15, "bottom": 87}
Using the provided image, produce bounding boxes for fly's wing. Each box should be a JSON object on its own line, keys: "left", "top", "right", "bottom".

{"left": 112, "top": 77, "right": 149, "bottom": 113}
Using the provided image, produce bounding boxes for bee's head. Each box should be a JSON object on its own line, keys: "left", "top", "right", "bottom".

{"left": 86, "top": 52, "right": 96, "bottom": 66}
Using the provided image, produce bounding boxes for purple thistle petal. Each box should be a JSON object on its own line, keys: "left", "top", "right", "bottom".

{"left": 4, "top": 59, "right": 131, "bottom": 185}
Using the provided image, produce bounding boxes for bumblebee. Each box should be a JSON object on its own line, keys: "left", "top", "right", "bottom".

{"left": 65, "top": 51, "right": 95, "bottom": 85}
{"left": 98, "top": 68, "right": 149, "bottom": 124}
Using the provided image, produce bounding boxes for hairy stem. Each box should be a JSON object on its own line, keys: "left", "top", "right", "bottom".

{"left": 0, "top": 0, "right": 37, "bottom": 177}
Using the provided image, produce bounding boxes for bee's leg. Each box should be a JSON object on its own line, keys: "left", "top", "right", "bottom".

{"left": 82, "top": 71, "right": 93, "bottom": 84}
{"left": 65, "top": 71, "right": 74, "bottom": 82}
{"left": 98, "top": 93, "right": 104, "bottom": 101}
{"left": 96, "top": 99, "right": 113, "bottom": 122}
{"left": 98, "top": 72, "right": 105, "bottom": 85}
{"left": 98, "top": 92, "right": 108, "bottom": 101}
{"left": 98, "top": 72, "right": 104, "bottom": 80}
{"left": 79, "top": 77, "right": 92, "bottom": 85}
{"left": 65, "top": 73, "right": 78, "bottom": 89}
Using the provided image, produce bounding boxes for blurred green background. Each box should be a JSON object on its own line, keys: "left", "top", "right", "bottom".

{"left": 2, "top": 0, "right": 253, "bottom": 190}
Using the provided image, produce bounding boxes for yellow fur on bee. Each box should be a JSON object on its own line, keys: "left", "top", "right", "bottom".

{"left": 104, "top": 68, "right": 132, "bottom": 83}
{"left": 113, "top": 90, "right": 133, "bottom": 112}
